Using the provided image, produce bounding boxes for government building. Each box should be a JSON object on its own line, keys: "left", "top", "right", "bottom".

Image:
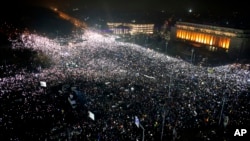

{"left": 107, "top": 22, "right": 154, "bottom": 35}
{"left": 170, "top": 21, "right": 250, "bottom": 60}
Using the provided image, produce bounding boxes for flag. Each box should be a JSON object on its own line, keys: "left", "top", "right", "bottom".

{"left": 40, "top": 81, "right": 47, "bottom": 87}
{"left": 223, "top": 116, "right": 229, "bottom": 128}
{"left": 135, "top": 116, "right": 140, "bottom": 128}
{"left": 88, "top": 111, "right": 95, "bottom": 121}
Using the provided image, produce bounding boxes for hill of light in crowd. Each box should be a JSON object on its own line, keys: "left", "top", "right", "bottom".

{"left": 8, "top": 28, "right": 250, "bottom": 86}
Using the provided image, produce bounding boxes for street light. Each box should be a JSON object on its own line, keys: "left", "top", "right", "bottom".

{"left": 168, "top": 66, "right": 173, "bottom": 99}
{"left": 166, "top": 42, "right": 168, "bottom": 54}
{"left": 218, "top": 96, "right": 226, "bottom": 126}
{"left": 191, "top": 48, "right": 194, "bottom": 64}
{"left": 161, "top": 110, "right": 166, "bottom": 141}
{"left": 161, "top": 65, "right": 174, "bottom": 141}
{"left": 188, "top": 8, "right": 192, "bottom": 13}
{"left": 218, "top": 89, "right": 231, "bottom": 125}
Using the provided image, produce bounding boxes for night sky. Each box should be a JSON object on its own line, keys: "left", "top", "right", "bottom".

{"left": 1, "top": 0, "right": 249, "bottom": 30}
{"left": 4, "top": 0, "right": 247, "bottom": 14}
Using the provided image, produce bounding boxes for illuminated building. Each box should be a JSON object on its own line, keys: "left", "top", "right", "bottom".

{"left": 171, "top": 22, "right": 250, "bottom": 59}
{"left": 107, "top": 22, "right": 154, "bottom": 35}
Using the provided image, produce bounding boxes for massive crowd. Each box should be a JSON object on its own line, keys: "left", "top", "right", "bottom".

{"left": 0, "top": 29, "right": 249, "bottom": 141}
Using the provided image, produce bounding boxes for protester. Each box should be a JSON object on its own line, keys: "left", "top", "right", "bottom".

{"left": 0, "top": 29, "right": 249, "bottom": 141}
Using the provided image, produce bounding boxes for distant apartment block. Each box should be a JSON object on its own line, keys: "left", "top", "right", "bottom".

{"left": 107, "top": 22, "right": 154, "bottom": 35}
{"left": 171, "top": 21, "right": 250, "bottom": 59}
